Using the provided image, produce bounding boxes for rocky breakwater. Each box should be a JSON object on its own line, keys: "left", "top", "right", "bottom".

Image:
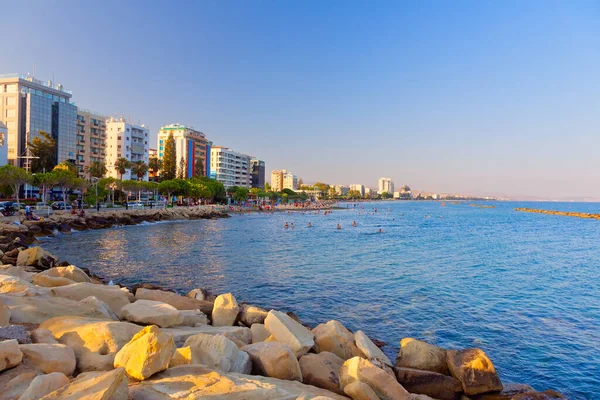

{"left": 0, "top": 236, "right": 567, "bottom": 399}
{"left": 515, "top": 207, "right": 600, "bottom": 220}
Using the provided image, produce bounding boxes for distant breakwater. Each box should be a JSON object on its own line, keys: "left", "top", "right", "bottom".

{"left": 515, "top": 207, "right": 600, "bottom": 220}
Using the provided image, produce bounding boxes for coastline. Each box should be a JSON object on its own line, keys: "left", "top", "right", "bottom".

{"left": 0, "top": 208, "right": 567, "bottom": 399}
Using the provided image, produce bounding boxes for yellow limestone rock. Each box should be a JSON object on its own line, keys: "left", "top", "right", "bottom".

{"left": 119, "top": 299, "right": 183, "bottom": 328}
{"left": 251, "top": 323, "right": 271, "bottom": 343}
{"left": 242, "top": 342, "right": 302, "bottom": 381}
{"left": 114, "top": 325, "right": 175, "bottom": 380}
{"left": 50, "top": 283, "right": 130, "bottom": 315}
{"left": 446, "top": 348, "right": 503, "bottom": 396}
{"left": 44, "top": 265, "right": 91, "bottom": 283}
{"left": 340, "top": 356, "right": 410, "bottom": 400}
{"left": 183, "top": 333, "right": 251, "bottom": 374}
{"left": 32, "top": 273, "right": 76, "bottom": 287}
{"left": 169, "top": 346, "right": 192, "bottom": 368}
{"left": 16, "top": 247, "right": 57, "bottom": 269}
{"left": 264, "top": 310, "right": 315, "bottom": 357}
{"left": 39, "top": 367, "right": 128, "bottom": 399}
{"left": 313, "top": 320, "right": 364, "bottom": 360}
{"left": 19, "top": 343, "right": 76, "bottom": 375}
{"left": 299, "top": 351, "right": 345, "bottom": 395}
{"left": 39, "top": 316, "right": 142, "bottom": 372}
{"left": 355, "top": 330, "right": 393, "bottom": 366}
{"left": 212, "top": 293, "right": 240, "bottom": 326}
{"left": 0, "top": 339, "right": 23, "bottom": 372}
{"left": 18, "top": 372, "right": 70, "bottom": 400}
{"left": 395, "top": 338, "right": 449, "bottom": 375}
{"left": 344, "top": 381, "right": 380, "bottom": 400}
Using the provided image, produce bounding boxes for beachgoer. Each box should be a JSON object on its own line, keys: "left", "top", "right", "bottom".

{"left": 25, "top": 205, "right": 32, "bottom": 220}
{"left": 284, "top": 222, "right": 289, "bottom": 229}
{"left": 291, "top": 223, "right": 295, "bottom": 229}
{"left": 308, "top": 222, "right": 312, "bottom": 227}
{"left": 352, "top": 221, "right": 357, "bottom": 227}
{"left": 378, "top": 229, "right": 383, "bottom": 233}
{"left": 337, "top": 223, "right": 341, "bottom": 229}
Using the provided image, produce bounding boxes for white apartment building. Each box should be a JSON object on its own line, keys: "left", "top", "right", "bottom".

{"left": 105, "top": 117, "right": 150, "bottom": 180}
{"left": 76, "top": 109, "right": 107, "bottom": 177}
{"left": 0, "top": 122, "right": 7, "bottom": 166}
{"left": 210, "top": 146, "right": 251, "bottom": 188}
{"left": 350, "top": 184, "right": 365, "bottom": 197}
{"left": 333, "top": 185, "right": 350, "bottom": 195}
{"left": 378, "top": 177, "right": 394, "bottom": 194}
{"left": 283, "top": 171, "right": 298, "bottom": 190}
{"left": 271, "top": 169, "right": 298, "bottom": 191}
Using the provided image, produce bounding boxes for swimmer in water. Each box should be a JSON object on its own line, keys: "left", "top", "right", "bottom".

{"left": 337, "top": 223, "right": 342, "bottom": 229}
{"left": 284, "top": 222, "right": 289, "bottom": 229}
{"left": 308, "top": 222, "right": 312, "bottom": 227}
{"left": 352, "top": 221, "right": 357, "bottom": 227}
{"left": 378, "top": 229, "right": 383, "bottom": 233}
{"left": 291, "top": 223, "right": 295, "bottom": 228}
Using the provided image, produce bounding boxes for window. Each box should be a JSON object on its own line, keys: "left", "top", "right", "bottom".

{"left": 6, "top": 97, "right": 15, "bottom": 106}
{"left": 7, "top": 122, "right": 15, "bottom": 129}
{"left": 6, "top": 109, "right": 16, "bottom": 118}
{"left": 118, "top": 145, "right": 122, "bottom": 149}
{"left": 117, "top": 136, "right": 121, "bottom": 140}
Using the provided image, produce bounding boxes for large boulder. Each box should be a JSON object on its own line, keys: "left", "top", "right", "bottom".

{"left": 39, "top": 367, "right": 128, "bottom": 399}
{"left": 119, "top": 300, "right": 183, "bottom": 328}
{"left": 212, "top": 293, "right": 240, "bottom": 326}
{"left": 340, "top": 356, "right": 410, "bottom": 400}
{"left": 264, "top": 310, "right": 314, "bottom": 357}
{"left": 251, "top": 323, "right": 271, "bottom": 343}
{"left": 31, "top": 328, "right": 58, "bottom": 344}
{"left": 0, "top": 371, "right": 41, "bottom": 400}
{"left": 18, "top": 372, "right": 70, "bottom": 400}
{"left": 446, "top": 348, "right": 503, "bottom": 396}
{"left": 0, "top": 339, "right": 23, "bottom": 372}
{"left": 0, "top": 294, "right": 108, "bottom": 324}
{"left": 0, "top": 275, "right": 42, "bottom": 296}
{"left": 344, "top": 381, "right": 380, "bottom": 400}
{"left": 169, "top": 346, "right": 192, "bottom": 368}
{"left": 313, "top": 320, "right": 364, "bottom": 360}
{"left": 187, "top": 287, "right": 216, "bottom": 302}
{"left": 135, "top": 288, "right": 212, "bottom": 314}
{"left": 114, "top": 325, "right": 175, "bottom": 380}
{"left": 79, "top": 296, "right": 119, "bottom": 320}
{"left": 32, "top": 273, "right": 76, "bottom": 288}
{"left": 242, "top": 342, "right": 302, "bottom": 381}
{"left": 355, "top": 330, "right": 393, "bottom": 366}
{"left": 16, "top": 247, "right": 58, "bottom": 270}
{"left": 162, "top": 324, "right": 251, "bottom": 347}
{"left": 0, "top": 265, "right": 36, "bottom": 282}
{"left": 50, "top": 283, "right": 131, "bottom": 315}
{"left": 39, "top": 316, "right": 142, "bottom": 372}
{"left": 19, "top": 343, "right": 76, "bottom": 376}
{"left": 239, "top": 303, "right": 269, "bottom": 326}
{"left": 470, "top": 383, "right": 536, "bottom": 400}
{"left": 395, "top": 367, "right": 462, "bottom": 400}
{"left": 179, "top": 309, "right": 209, "bottom": 326}
{"left": 299, "top": 351, "right": 345, "bottom": 395}
{"left": 128, "top": 364, "right": 348, "bottom": 399}
{"left": 396, "top": 338, "right": 449, "bottom": 375}
{"left": 183, "top": 333, "right": 251, "bottom": 374}
{"left": 43, "top": 265, "right": 91, "bottom": 283}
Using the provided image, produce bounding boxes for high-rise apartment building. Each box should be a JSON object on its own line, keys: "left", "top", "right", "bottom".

{"left": 0, "top": 73, "right": 77, "bottom": 167}
{"left": 75, "top": 110, "right": 107, "bottom": 177}
{"left": 0, "top": 122, "right": 7, "bottom": 166}
{"left": 378, "top": 177, "right": 394, "bottom": 194}
{"left": 350, "top": 184, "right": 365, "bottom": 197}
{"left": 333, "top": 185, "right": 349, "bottom": 195}
{"left": 250, "top": 158, "right": 265, "bottom": 189}
{"left": 157, "top": 124, "right": 211, "bottom": 178}
{"left": 271, "top": 169, "right": 297, "bottom": 191}
{"left": 210, "top": 146, "right": 251, "bottom": 188}
{"left": 105, "top": 117, "right": 150, "bottom": 180}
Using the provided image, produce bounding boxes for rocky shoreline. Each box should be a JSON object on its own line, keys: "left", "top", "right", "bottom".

{"left": 515, "top": 207, "right": 600, "bottom": 220}
{"left": 0, "top": 213, "right": 567, "bottom": 399}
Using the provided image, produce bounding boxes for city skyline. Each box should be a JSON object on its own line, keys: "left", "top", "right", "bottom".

{"left": 2, "top": 1, "right": 599, "bottom": 200}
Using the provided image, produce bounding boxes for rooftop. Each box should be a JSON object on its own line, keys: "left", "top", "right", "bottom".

{"left": 0, "top": 73, "right": 72, "bottom": 96}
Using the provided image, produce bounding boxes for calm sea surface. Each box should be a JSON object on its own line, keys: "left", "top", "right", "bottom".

{"left": 43, "top": 201, "right": 599, "bottom": 399}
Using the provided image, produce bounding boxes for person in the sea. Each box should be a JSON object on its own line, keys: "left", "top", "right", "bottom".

{"left": 337, "top": 223, "right": 342, "bottom": 229}
{"left": 291, "top": 223, "right": 295, "bottom": 229}
{"left": 352, "top": 221, "right": 357, "bottom": 227}
{"left": 284, "top": 222, "right": 289, "bottom": 229}
{"left": 308, "top": 222, "right": 312, "bottom": 227}
{"left": 378, "top": 228, "right": 383, "bottom": 233}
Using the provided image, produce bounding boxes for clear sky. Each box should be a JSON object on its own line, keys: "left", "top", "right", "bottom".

{"left": 2, "top": 0, "right": 599, "bottom": 199}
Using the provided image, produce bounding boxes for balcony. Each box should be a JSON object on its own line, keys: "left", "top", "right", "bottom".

{"left": 77, "top": 140, "right": 85, "bottom": 145}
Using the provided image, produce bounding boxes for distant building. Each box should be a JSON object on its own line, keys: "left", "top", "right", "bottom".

{"left": 333, "top": 185, "right": 350, "bottom": 196}
{"left": 271, "top": 169, "right": 297, "bottom": 191}
{"left": 393, "top": 185, "right": 412, "bottom": 200}
{"left": 76, "top": 109, "right": 107, "bottom": 177}
{"left": 0, "top": 73, "right": 77, "bottom": 167}
{"left": 105, "top": 117, "right": 150, "bottom": 180}
{"left": 250, "top": 158, "right": 265, "bottom": 189}
{"left": 0, "top": 122, "right": 7, "bottom": 166}
{"left": 350, "top": 184, "right": 365, "bottom": 197}
{"left": 210, "top": 146, "right": 251, "bottom": 188}
{"left": 157, "top": 123, "right": 211, "bottom": 178}
{"left": 149, "top": 148, "right": 157, "bottom": 158}
{"left": 378, "top": 177, "right": 394, "bottom": 195}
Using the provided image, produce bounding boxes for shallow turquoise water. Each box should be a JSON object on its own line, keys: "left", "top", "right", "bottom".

{"left": 44, "top": 201, "right": 599, "bottom": 399}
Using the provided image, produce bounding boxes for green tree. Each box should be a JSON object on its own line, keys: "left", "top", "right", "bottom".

{"left": 30, "top": 131, "right": 57, "bottom": 173}
{"left": 298, "top": 177, "right": 304, "bottom": 187}
{"left": 148, "top": 157, "right": 162, "bottom": 180}
{"left": 131, "top": 161, "right": 148, "bottom": 181}
{"left": 54, "top": 161, "right": 77, "bottom": 175}
{"left": 381, "top": 191, "right": 393, "bottom": 199}
{"left": 85, "top": 161, "right": 107, "bottom": 179}
{"left": 314, "top": 182, "right": 330, "bottom": 193}
{"left": 233, "top": 187, "right": 249, "bottom": 203}
{"left": 193, "top": 158, "right": 204, "bottom": 178}
{"left": 52, "top": 168, "right": 77, "bottom": 204}
{"left": 114, "top": 158, "right": 131, "bottom": 180}
{"left": 347, "top": 189, "right": 362, "bottom": 199}
{"left": 264, "top": 182, "right": 271, "bottom": 191}
{"left": 161, "top": 132, "right": 177, "bottom": 181}
{"left": 158, "top": 180, "right": 181, "bottom": 205}
{"left": 33, "top": 172, "right": 58, "bottom": 204}
{"left": 0, "top": 165, "right": 31, "bottom": 206}
{"left": 281, "top": 188, "right": 296, "bottom": 196}
{"left": 99, "top": 177, "right": 119, "bottom": 205}
{"left": 177, "top": 157, "right": 186, "bottom": 179}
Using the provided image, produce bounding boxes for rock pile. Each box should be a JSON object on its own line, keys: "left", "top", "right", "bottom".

{"left": 0, "top": 226, "right": 566, "bottom": 399}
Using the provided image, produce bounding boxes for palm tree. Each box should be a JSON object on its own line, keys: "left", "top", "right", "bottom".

{"left": 148, "top": 157, "right": 162, "bottom": 180}
{"left": 131, "top": 161, "right": 148, "bottom": 181}
{"left": 114, "top": 158, "right": 131, "bottom": 180}
{"left": 85, "top": 161, "right": 107, "bottom": 180}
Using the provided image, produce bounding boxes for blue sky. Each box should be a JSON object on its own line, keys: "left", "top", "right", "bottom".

{"left": 2, "top": 0, "right": 599, "bottom": 199}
